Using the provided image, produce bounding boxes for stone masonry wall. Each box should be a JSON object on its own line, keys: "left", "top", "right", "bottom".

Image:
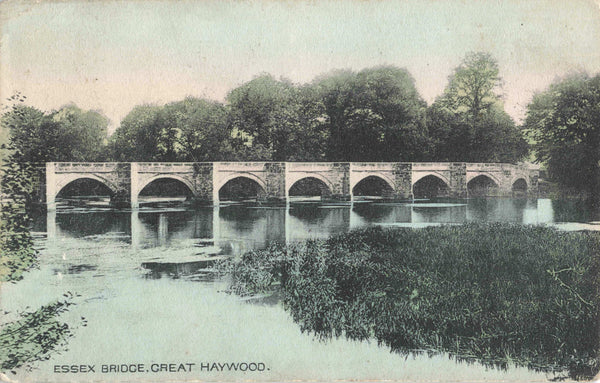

{"left": 192, "top": 163, "right": 213, "bottom": 201}
{"left": 392, "top": 163, "right": 413, "bottom": 198}
{"left": 112, "top": 163, "right": 132, "bottom": 207}
{"left": 330, "top": 163, "right": 350, "bottom": 199}
{"left": 448, "top": 163, "right": 468, "bottom": 197}
{"left": 264, "top": 162, "right": 286, "bottom": 200}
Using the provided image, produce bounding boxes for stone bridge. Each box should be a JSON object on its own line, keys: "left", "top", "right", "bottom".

{"left": 45, "top": 162, "right": 539, "bottom": 209}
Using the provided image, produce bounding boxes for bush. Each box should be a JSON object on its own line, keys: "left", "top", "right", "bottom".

{"left": 0, "top": 294, "right": 82, "bottom": 373}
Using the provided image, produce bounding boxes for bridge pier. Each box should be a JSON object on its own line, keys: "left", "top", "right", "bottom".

{"left": 46, "top": 163, "right": 57, "bottom": 211}
{"left": 448, "top": 163, "right": 468, "bottom": 198}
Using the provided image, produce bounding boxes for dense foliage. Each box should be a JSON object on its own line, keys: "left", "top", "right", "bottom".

{"left": 1, "top": 102, "right": 109, "bottom": 164}
{"left": 220, "top": 224, "right": 600, "bottom": 380}
{"left": 0, "top": 161, "right": 38, "bottom": 282}
{"left": 109, "top": 98, "right": 239, "bottom": 161}
{"left": 0, "top": 53, "right": 535, "bottom": 167}
{"left": 0, "top": 294, "right": 81, "bottom": 373}
{"left": 0, "top": 102, "right": 81, "bottom": 375}
{"left": 524, "top": 73, "right": 600, "bottom": 201}
{"left": 106, "top": 53, "right": 528, "bottom": 164}
{"left": 428, "top": 53, "right": 528, "bottom": 162}
{"left": 1, "top": 97, "right": 44, "bottom": 281}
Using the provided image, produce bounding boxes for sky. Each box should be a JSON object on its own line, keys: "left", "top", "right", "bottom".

{"left": 1, "top": 0, "right": 600, "bottom": 132}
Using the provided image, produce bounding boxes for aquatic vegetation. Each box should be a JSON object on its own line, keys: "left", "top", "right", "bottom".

{"left": 220, "top": 224, "right": 600, "bottom": 380}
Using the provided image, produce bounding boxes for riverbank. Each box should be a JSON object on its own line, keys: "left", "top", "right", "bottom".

{"left": 221, "top": 223, "right": 600, "bottom": 380}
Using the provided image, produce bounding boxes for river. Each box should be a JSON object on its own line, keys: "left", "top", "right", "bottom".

{"left": 2, "top": 198, "right": 597, "bottom": 381}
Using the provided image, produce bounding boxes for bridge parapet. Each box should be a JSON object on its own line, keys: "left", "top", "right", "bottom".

{"left": 350, "top": 162, "right": 398, "bottom": 170}
{"left": 412, "top": 162, "right": 457, "bottom": 171}
{"left": 136, "top": 162, "right": 206, "bottom": 173}
{"left": 287, "top": 162, "right": 345, "bottom": 171}
{"left": 54, "top": 162, "right": 121, "bottom": 173}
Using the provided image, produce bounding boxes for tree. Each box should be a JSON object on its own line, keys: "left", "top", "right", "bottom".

{"left": 353, "top": 66, "right": 429, "bottom": 161}
{"left": 52, "top": 104, "right": 110, "bottom": 161}
{"left": 524, "top": 73, "right": 600, "bottom": 200}
{"left": 110, "top": 98, "right": 239, "bottom": 162}
{"left": 109, "top": 105, "right": 163, "bottom": 161}
{"left": 443, "top": 52, "right": 501, "bottom": 119}
{"left": 1, "top": 100, "right": 110, "bottom": 164}
{"left": 428, "top": 52, "right": 528, "bottom": 162}
{"left": 313, "top": 66, "right": 428, "bottom": 161}
{"left": 161, "top": 97, "right": 235, "bottom": 161}
{"left": 311, "top": 70, "right": 356, "bottom": 161}
{"left": 227, "top": 74, "right": 307, "bottom": 161}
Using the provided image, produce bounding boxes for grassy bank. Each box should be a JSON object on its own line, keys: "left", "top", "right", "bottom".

{"left": 220, "top": 223, "right": 600, "bottom": 380}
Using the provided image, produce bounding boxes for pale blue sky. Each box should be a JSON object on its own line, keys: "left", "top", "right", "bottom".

{"left": 2, "top": 0, "right": 600, "bottom": 131}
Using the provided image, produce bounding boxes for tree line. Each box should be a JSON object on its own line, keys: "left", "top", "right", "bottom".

{"left": 2, "top": 52, "right": 599, "bottom": 199}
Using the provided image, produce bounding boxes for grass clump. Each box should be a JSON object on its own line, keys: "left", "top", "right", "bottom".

{"left": 220, "top": 223, "right": 600, "bottom": 380}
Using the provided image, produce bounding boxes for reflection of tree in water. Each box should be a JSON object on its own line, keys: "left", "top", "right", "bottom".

{"left": 467, "top": 199, "right": 500, "bottom": 221}
{"left": 0, "top": 161, "right": 81, "bottom": 373}
{"left": 352, "top": 203, "right": 396, "bottom": 221}
{"left": 56, "top": 212, "right": 130, "bottom": 238}
{"left": 552, "top": 199, "right": 599, "bottom": 222}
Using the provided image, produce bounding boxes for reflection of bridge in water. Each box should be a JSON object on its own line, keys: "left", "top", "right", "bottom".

{"left": 44, "top": 162, "right": 539, "bottom": 210}
{"left": 45, "top": 200, "right": 554, "bottom": 251}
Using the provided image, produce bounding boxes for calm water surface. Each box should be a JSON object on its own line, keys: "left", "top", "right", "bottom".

{"left": 2, "top": 198, "right": 596, "bottom": 381}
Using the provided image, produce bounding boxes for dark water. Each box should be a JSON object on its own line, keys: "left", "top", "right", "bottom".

{"left": 3, "top": 198, "right": 597, "bottom": 381}
{"left": 40, "top": 198, "right": 596, "bottom": 250}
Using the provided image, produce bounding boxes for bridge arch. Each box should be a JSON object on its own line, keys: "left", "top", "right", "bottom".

{"left": 467, "top": 174, "right": 500, "bottom": 196}
{"left": 53, "top": 174, "right": 118, "bottom": 202}
{"left": 412, "top": 174, "right": 451, "bottom": 199}
{"left": 216, "top": 173, "right": 268, "bottom": 202}
{"left": 511, "top": 174, "right": 529, "bottom": 188}
{"left": 135, "top": 174, "right": 196, "bottom": 199}
{"left": 215, "top": 172, "right": 268, "bottom": 194}
{"left": 350, "top": 173, "right": 395, "bottom": 192}
{"left": 351, "top": 174, "right": 395, "bottom": 197}
{"left": 287, "top": 172, "right": 334, "bottom": 196}
{"left": 412, "top": 171, "right": 451, "bottom": 187}
{"left": 288, "top": 176, "right": 333, "bottom": 198}
{"left": 466, "top": 172, "right": 501, "bottom": 186}
{"left": 512, "top": 177, "right": 529, "bottom": 194}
